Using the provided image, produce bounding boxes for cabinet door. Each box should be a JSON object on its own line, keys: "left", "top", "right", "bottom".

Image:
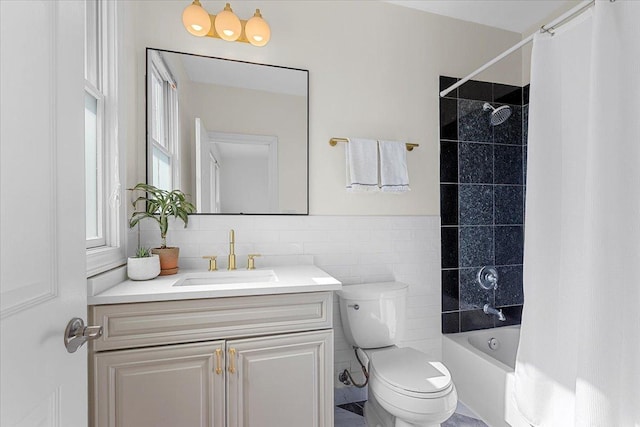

{"left": 227, "top": 330, "right": 333, "bottom": 427}
{"left": 92, "top": 341, "right": 225, "bottom": 427}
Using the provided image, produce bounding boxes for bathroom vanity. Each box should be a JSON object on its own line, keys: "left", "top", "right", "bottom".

{"left": 87, "top": 265, "right": 340, "bottom": 427}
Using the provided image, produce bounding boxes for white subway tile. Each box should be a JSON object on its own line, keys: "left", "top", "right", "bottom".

{"left": 253, "top": 242, "right": 303, "bottom": 255}
{"left": 156, "top": 214, "right": 441, "bottom": 370}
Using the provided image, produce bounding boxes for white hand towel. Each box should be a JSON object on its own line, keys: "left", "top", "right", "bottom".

{"left": 346, "top": 138, "right": 379, "bottom": 192}
{"left": 379, "top": 140, "right": 410, "bottom": 193}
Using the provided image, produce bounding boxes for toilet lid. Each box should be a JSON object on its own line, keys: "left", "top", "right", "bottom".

{"left": 370, "top": 347, "right": 452, "bottom": 394}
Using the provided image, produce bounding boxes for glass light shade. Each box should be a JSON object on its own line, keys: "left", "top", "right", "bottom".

{"left": 245, "top": 9, "right": 270, "bottom": 47}
{"left": 214, "top": 3, "right": 241, "bottom": 41}
{"left": 182, "top": 1, "right": 211, "bottom": 37}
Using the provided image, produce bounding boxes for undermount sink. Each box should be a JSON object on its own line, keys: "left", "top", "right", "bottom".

{"left": 174, "top": 270, "right": 278, "bottom": 287}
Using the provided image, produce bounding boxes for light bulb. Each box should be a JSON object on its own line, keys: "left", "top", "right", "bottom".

{"left": 214, "top": 3, "right": 241, "bottom": 42}
{"left": 245, "top": 9, "right": 270, "bottom": 47}
{"left": 182, "top": 0, "right": 212, "bottom": 37}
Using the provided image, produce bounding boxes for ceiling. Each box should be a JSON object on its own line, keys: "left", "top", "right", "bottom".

{"left": 172, "top": 52, "right": 307, "bottom": 96}
{"left": 386, "top": 0, "right": 578, "bottom": 34}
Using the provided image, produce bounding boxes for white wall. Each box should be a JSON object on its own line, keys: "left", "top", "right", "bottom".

{"left": 219, "top": 154, "right": 269, "bottom": 213}
{"left": 520, "top": 0, "right": 581, "bottom": 84}
{"left": 185, "top": 83, "right": 307, "bottom": 213}
{"left": 120, "top": 0, "right": 525, "bottom": 392}
{"left": 124, "top": 0, "right": 523, "bottom": 216}
{"left": 137, "top": 214, "right": 442, "bottom": 385}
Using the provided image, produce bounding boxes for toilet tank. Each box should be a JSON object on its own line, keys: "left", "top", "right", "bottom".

{"left": 337, "top": 282, "right": 408, "bottom": 349}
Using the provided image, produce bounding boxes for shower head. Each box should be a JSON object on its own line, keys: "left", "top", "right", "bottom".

{"left": 483, "top": 102, "right": 512, "bottom": 126}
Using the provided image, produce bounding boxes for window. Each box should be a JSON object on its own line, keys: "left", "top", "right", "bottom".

{"left": 85, "top": 0, "right": 126, "bottom": 276}
{"left": 147, "top": 52, "right": 179, "bottom": 190}
{"left": 85, "top": 88, "right": 104, "bottom": 246}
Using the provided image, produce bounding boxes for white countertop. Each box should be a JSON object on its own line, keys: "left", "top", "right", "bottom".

{"left": 88, "top": 265, "right": 342, "bottom": 305}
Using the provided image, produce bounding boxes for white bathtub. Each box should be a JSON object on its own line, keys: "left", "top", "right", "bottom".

{"left": 443, "top": 326, "right": 530, "bottom": 427}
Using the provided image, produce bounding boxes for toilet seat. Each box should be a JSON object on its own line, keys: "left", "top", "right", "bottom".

{"left": 369, "top": 347, "right": 453, "bottom": 399}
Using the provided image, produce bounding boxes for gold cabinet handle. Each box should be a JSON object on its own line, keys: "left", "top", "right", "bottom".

{"left": 228, "top": 348, "right": 236, "bottom": 374}
{"left": 202, "top": 255, "right": 218, "bottom": 271}
{"left": 215, "top": 348, "right": 223, "bottom": 375}
{"left": 247, "top": 253, "right": 261, "bottom": 270}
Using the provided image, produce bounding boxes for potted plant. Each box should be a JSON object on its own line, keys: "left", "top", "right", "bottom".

{"left": 127, "top": 247, "right": 161, "bottom": 281}
{"left": 129, "top": 183, "right": 196, "bottom": 275}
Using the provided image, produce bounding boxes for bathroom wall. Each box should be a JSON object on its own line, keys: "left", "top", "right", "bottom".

{"left": 439, "top": 76, "right": 528, "bottom": 333}
{"left": 181, "top": 83, "right": 307, "bottom": 213}
{"left": 136, "top": 215, "right": 442, "bottom": 384}
{"left": 119, "top": 0, "right": 526, "bottom": 389}
{"left": 520, "top": 1, "right": 582, "bottom": 84}
{"left": 122, "top": 0, "right": 524, "bottom": 216}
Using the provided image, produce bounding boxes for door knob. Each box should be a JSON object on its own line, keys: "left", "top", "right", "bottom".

{"left": 64, "top": 317, "right": 103, "bottom": 353}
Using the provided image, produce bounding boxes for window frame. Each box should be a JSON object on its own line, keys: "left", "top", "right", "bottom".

{"left": 147, "top": 51, "right": 180, "bottom": 191}
{"left": 85, "top": 82, "right": 106, "bottom": 249}
{"left": 85, "top": 0, "right": 126, "bottom": 277}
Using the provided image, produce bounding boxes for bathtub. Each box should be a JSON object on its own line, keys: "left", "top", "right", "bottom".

{"left": 443, "top": 326, "right": 530, "bottom": 427}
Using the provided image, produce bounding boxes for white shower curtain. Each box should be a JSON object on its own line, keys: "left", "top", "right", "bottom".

{"left": 514, "top": 1, "right": 640, "bottom": 426}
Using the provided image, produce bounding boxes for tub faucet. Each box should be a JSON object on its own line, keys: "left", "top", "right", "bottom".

{"left": 483, "top": 304, "right": 506, "bottom": 321}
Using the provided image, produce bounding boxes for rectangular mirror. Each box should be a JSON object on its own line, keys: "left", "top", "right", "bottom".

{"left": 146, "top": 48, "right": 309, "bottom": 214}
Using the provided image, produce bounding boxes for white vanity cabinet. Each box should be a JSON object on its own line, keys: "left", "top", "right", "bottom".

{"left": 89, "top": 292, "right": 334, "bottom": 427}
{"left": 92, "top": 341, "right": 226, "bottom": 426}
{"left": 227, "top": 331, "right": 332, "bottom": 427}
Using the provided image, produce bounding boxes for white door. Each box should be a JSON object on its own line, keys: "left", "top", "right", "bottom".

{"left": 1, "top": 1, "right": 87, "bottom": 426}
{"left": 195, "top": 117, "right": 217, "bottom": 212}
{"left": 208, "top": 153, "right": 221, "bottom": 213}
{"left": 210, "top": 131, "right": 279, "bottom": 214}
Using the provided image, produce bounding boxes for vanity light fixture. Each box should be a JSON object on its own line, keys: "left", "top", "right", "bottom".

{"left": 182, "top": 0, "right": 212, "bottom": 36}
{"left": 244, "top": 9, "right": 270, "bottom": 46}
{"left": 214, "top": 3, "right": 242, "bottom": 41}
{"left": 181, "top": 1, "right": 271, "bottom": 47}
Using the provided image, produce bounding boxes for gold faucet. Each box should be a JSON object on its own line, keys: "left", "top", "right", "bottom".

{"left": 228, "top": 229, "right": 236, "bottom": 270}
{"left": 247, "top": 254, "right": 261, "bottom": 270}
{"left": 202, "top": 255, "right": 218, "bottom": 271}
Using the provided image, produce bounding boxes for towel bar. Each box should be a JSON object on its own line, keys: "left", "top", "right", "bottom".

{"left": 329, "top": 137, "right": 419, "bottom": 151}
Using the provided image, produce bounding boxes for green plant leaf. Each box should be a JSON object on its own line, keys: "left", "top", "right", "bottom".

{"left": 128, "top": 183, "right": 197, "bottom": 247}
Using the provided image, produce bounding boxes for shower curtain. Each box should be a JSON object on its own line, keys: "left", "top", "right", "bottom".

{"left": 514, "top": 1, "right": 640, "bottom": 426}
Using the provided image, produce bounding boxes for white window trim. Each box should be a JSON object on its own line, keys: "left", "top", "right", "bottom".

{"left": 85, "top": 81, "right": 106, "bottom": 249}
{"left": 86, "top": 0, "right": 126, "bottom": 277}
{"left": 147, "top": 52, "right": 180, "bottom": 190}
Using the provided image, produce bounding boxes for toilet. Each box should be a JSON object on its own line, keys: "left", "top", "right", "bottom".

{"left": 337, "top": 282, "right": 457, "bottom": 427}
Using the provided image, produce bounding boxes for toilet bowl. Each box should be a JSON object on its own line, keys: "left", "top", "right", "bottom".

{"left": 337, "top": 282, "right": 458, "bottom": 427}
{"left": 368, "top": 347, "right": 457, "bottom": 427}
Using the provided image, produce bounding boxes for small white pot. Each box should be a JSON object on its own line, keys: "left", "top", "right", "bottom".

{"left": 127, "top": 254, "right": 161, "bottom": 281}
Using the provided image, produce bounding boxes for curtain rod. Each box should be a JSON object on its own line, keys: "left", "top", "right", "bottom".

{"left": 439, "top": 0, "right": 595, "bottom": 98}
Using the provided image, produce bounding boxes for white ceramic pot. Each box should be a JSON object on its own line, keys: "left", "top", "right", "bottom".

{"left": 127, "top": 254, "right": 161, "bottom": 281}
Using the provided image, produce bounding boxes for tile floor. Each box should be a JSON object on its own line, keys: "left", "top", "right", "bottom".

{"left": 334, "top": 400, "right": 489, "bottom": 427}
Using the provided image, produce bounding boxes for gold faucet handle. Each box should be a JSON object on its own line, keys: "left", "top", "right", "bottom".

{"left": 202, "top": 255, "right": 218, "bottom": 271}
{"left": 247, "top": 254, "right": 262, "bottom": 270}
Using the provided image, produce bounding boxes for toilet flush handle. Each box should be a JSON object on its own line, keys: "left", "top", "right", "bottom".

{"left": 348, "top": 304, "right": 359, "bottom": 310}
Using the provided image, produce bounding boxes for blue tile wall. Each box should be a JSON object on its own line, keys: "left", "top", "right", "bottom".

{"left": 440, "top": 141, "right": 458, "bottom": 183}
{"left": 459, "top": 185, "right": 493, "bottom": 226}
{"left": 494, "top": 105, "right": 523, "bottom": 145}
{"left": 495, "top": 226, "right": 524, "bottom": 265}
{"left": 459, "top": 100, "right": 493, "bottom": 143}
{"left": 494, "top": 186, "right": 524, "bottom": 225}
{"left": 494, "top": 145, "right": 523, "bottom": 185}
{"left": 495, "top": 265, "right": 524, "bottom": 306}
{"left": 459, "top": 267, "right": 494, "bottom": 310}
{"left": 440, "top": 184, "right": 458, "bottom": 226}
{"left": 439, "top": 76, "right": 529, "bottom": 333}
{"left": 458, "top": 142, "right": 493, "bottom": 183}
{"left": 459, "top": 227, "right": 494, "bottom": 267}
